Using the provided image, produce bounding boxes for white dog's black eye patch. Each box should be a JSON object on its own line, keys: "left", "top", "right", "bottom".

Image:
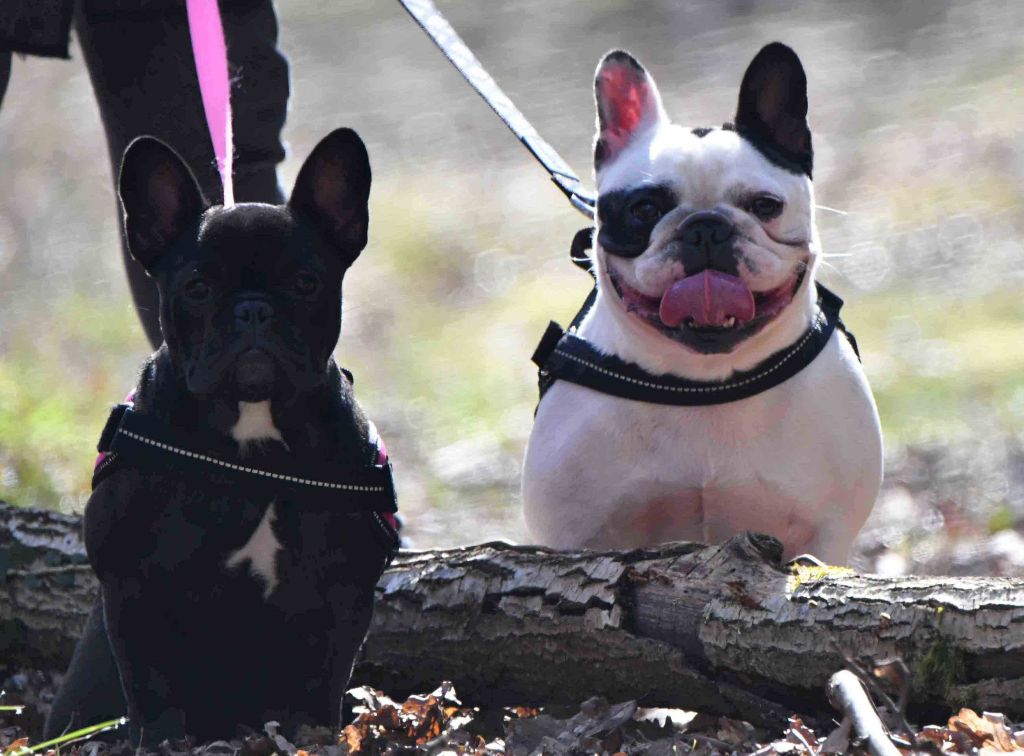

{"left": 597, "top": 184, "right": 676, "bottom": 258}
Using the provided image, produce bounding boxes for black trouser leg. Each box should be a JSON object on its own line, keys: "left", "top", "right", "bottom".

{"left": 74, "top": 1, "right": 290, "bottom": 347}
{"left": 0, "top": 49, "right": 11, "bottom": 109}
{"left": 42, "top": 602, "right": 126, "bottom": 741}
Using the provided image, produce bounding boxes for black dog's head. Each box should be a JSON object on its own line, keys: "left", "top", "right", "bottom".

{"left": 118, "top": 129, "right": 370, "bottom": 404}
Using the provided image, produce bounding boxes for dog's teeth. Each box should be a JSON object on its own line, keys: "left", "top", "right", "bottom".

{"left": 724, "top": 316, "right": 736, "bottom": 328}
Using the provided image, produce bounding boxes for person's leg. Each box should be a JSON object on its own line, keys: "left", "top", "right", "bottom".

{"left": 74, "top": 1, "right": 290, "bottom": 347}
{"left": 0, "top": 49, "right": 11, "bottom": 109}
{"left": 43, "top": 602, "right": 126, "bottom": 740}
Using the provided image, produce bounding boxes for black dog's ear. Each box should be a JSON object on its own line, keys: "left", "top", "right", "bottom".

{"left": 118, "top": 137, "right": 208, "bottom": 273}
{"left": 289, "top": 128, "right": 371, "bottom": 261}
{"left": 734, "top": 42, "right": 813, "bottom": 177}
{"left": 593, "top": 50, "right": 666, "bottom": 172}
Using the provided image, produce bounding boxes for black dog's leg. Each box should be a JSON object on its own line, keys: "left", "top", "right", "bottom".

{"left": 324, "top": 588, "right": 380, "bottom": 730}
{"left": 42, "top": 602, "right": 127, "bottom": 741}
{"left": 100, "top": 586, "right": 187, "bottom": 746}
{"left": 72, "top": 0, "right": 290, "bottom": 347}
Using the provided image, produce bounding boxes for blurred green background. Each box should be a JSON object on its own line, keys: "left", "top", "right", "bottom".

{"left": 2, "top": 0, "right": 1024, "bottom": 574}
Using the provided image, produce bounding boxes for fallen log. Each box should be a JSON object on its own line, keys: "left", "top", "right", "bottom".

{"left": 2, "top": 502, "right": 1023, "bottom": 728}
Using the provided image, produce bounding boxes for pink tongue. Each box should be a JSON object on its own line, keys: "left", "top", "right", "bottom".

{"left": 659, "top": 270, "right": 756, "bottom": 328}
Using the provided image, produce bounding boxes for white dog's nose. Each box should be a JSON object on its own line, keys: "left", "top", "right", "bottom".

{"left": 676, "top": 211, "right": 737, "bottom": 274}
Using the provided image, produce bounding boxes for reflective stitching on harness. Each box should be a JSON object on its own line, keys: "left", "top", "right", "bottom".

{"left": 372, "top": 511, "right": 396, "bottom": 541}
{"left": 116, "top": 429, "right": 387, "bottom": 492}
{"left": 554, "top": 317, "right": 819, "bottom": 394}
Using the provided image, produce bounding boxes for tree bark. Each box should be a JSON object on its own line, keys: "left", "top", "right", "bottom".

{"left": 2, "top": 502, "right": 1023, "bottom": 728}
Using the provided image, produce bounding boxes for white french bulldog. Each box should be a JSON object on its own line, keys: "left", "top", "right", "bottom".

{"left": 522, "top": 43, "right": 882, "bottom": 565}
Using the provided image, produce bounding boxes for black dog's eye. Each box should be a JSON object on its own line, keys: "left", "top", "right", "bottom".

{"left": 630, "top": 200, "right": 663, "bottom": 225}
{"left": 748, "top": 194, "right": 784, "bottom": 221}
{"left": 184, "top": 276, "right": 211, "bottom": 302}
{"left": 293, "top": 272, "right": 320, "bottom": 298}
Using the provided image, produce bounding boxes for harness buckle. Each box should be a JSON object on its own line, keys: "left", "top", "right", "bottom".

{"left": 532, "top": 321, "right": 565, "bottom": 369}
{"left": 97, "top": 403, "right": 131, "bottom": 454}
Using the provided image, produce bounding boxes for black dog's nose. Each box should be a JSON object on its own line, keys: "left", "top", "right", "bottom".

{"left": 234, "top": 300, "right": 274, "bottom": 328}
{"left": 675, "top": 211, "right": 738, "bottom": 275}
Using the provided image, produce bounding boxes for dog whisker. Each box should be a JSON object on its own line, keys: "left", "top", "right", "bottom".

{"left": 815, "top": 204, "right": 848, "bottom": 216}
{"left": 816, "top": 259, "right": 842, "bottom": 276}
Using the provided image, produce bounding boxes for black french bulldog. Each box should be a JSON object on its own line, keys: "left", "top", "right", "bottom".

{"left": 44, "top": 128, "right": 398, "bottom": 745}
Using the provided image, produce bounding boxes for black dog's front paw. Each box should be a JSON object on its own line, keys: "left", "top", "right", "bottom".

{"left": 130, "top": 707, "right": 188, "bottom": 748}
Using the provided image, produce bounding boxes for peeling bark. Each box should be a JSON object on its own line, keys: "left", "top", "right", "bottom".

{"left": 2, "top": 503, "right": 1023, "bottom": 726}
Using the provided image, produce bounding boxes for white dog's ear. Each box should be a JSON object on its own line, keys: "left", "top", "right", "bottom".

{"left": 593, "top": 50, "right": 666, "bottom": 171}
{"left": 734, "top": 42, "right": 813, "bottom": 177}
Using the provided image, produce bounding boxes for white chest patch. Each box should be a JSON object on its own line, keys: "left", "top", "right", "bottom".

{"left": 230, "top": 401, "right": 286, "bottom": 448}
{"left": 226, "top": 503, "right": 281, "bottom": 599}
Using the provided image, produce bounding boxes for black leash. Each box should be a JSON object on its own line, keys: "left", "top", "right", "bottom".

{"left": 532, "top": 231, "right": 860, "bottom": 406}
{"left": 397, "top": 0, "right": 595, "bottom": 218}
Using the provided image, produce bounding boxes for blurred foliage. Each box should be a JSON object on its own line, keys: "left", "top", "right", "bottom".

{"left": 2, "top": 0, "right": 1024, "bottom": 569}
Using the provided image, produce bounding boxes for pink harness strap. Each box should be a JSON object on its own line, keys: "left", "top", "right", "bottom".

{"left": 94, "top": 392, "right": 135, "bottom": 472}
{"left": 186, "top": 0, "right": 234, "bottom": 205}
{"left": 373, "top": 438, "right": 397, "bottom": 531}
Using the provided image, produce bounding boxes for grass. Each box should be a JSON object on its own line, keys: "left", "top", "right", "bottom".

{"left": 0, "top": 718, "right": 128, "bottom": 755}
{"left": 4, "top": 186, "right": 1024, "bottom": 514}
{"left": 3, "top": 172, "right": 1024, "bottom": 514}
{"left": 0, "top": 0, "right": 1021, "bottom": 550}
{"left": 0, "top": 292, "right": 146, "bottom": 508}
{"left": 850, "top": 288, "right": 1024, "bottom": 445}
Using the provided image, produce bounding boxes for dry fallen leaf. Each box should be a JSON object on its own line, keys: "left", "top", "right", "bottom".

{"left": 947, "top": 708, "right": 1024, "bottom": 752}
{"left": 785, "top": 716, "right": 821, "bottom": 754}
{"left": 340, "top": 683, "right": 481, "bottom": 752}
{"left": 340, "top": 722, "right": 366, "bottom": 754}
{"left": 506, "top": 706, "right": 541, "bottom": 720}
{"left": 2, "top": 738, "right": 27, "bottom": 755}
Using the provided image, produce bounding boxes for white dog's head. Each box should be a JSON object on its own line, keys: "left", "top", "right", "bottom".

{"left": 591, "top": 43, "right": 820, "bottom": 376}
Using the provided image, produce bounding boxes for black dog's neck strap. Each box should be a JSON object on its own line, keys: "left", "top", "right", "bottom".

{"left": 92, "top": 404, "right": 398, "bottom": 515}
{"left": 532, "top": 228, "right": 860, "bottom": 406}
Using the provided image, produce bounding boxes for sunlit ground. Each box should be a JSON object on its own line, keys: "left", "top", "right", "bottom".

{"left": 2, "top": 1, "right": 1024, "bottom": 575}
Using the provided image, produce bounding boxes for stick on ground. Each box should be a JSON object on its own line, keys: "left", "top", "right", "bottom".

{"left": 827, "top": 670, "right": 900, "bottom": 756}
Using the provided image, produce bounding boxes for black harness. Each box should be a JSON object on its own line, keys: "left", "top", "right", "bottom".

{"left": 532, "top": 229, "right": 860, "bottom": 406}
{"left": 92, "top": 401, "right": 400, "bottom": 552}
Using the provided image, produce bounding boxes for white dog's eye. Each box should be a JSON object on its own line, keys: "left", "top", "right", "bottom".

{"left": 748, "top": 194, "right": 784, "bottom": 221}
{"left": 630, "top": 199, "right": 663, "bottom": 225}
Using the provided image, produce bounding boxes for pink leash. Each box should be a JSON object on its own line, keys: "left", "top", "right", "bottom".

{"left": 186, "top": 0, "right": 235, "bottom": 206}
{"left": 127, "top": 4, "right": 400, "bottom": 538}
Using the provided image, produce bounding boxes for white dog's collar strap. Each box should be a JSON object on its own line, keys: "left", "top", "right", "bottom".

{"left": 532, "top": 231, "right": 859, "bottom": 407}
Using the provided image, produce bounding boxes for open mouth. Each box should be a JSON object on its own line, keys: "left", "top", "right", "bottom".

{"left": 607, "top": 265, "right": 804, "bottom": 350}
